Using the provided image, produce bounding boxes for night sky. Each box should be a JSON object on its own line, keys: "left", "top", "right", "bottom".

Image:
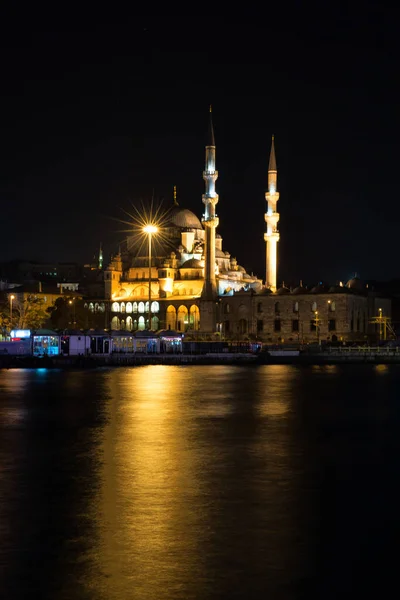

{"left": 1, "top": 10, "right": 399, "bottom": 286}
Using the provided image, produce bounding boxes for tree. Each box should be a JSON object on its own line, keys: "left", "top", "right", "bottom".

{"left": 12, "top": 294, "right": 49, "bottom": 330}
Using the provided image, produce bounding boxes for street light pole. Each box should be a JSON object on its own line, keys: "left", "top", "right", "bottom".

{"left": 143, "top": 225, "right": 158, "bottom": 330}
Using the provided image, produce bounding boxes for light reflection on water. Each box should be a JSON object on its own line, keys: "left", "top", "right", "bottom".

{"left": 1, "top": 365, "right": 400, "bottom": 599}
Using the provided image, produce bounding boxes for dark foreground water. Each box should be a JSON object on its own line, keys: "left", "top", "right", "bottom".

{"left": 1, "top": 365, "right": 400, "bottom": 599}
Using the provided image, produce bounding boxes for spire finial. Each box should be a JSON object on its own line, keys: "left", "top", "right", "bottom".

{"left": 208, "top": 106, "right": 215, "bottom": 147}
{"left": 269, "top": 134, "right": 277, "bottom": 171}
{"left": 173, "top": 185, "right": 178, "bottom": 206}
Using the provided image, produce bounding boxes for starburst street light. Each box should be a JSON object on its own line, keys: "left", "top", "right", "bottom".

{"left": 143, "top": 224, "right": 159, "bottom": 330}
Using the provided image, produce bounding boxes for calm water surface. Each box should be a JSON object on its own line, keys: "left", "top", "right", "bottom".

{"left": 1, "top": 364, "right": 400, "bottom": 599}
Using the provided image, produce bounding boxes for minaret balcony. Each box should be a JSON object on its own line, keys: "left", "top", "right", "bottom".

{"left": 264, "top": 231, "right": 280, "bottom": 242}
{"left": 202, "top": 217, "right": 219, "bottom": 228}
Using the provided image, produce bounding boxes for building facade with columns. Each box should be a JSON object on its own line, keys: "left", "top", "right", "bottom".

{"left": 97, "top": 115, "right": 390, "bottom": 343}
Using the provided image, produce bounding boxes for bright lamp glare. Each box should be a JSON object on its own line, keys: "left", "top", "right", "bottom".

{"left": 143, "top": 224, "right": 158, "bottom": 234}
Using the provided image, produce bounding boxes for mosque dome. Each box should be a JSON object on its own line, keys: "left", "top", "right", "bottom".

{"left": 168, "top": 207, "right": 202, "bottom": 229}
{"left": 181, "top": 258, "right": 203, "bottom": 269}
{"left": 346, "top": 276, "right": 365, "bottom": 291}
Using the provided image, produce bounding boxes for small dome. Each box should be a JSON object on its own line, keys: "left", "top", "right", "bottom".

{"left": 168, "top": 207, "right": 202, "bottom": 229}
{"left": 292, "top": 286, "right": 308, "bottom": 294}
{"left": 237, "top": 265, "right": 246, "bottom": 272}
{"left": 329, "top": 285, "right": 348, "bottom": 294}
{"left": 276, "top": 286, "right": 290, "bottom": 295}
{"left": 180, "top": 258, "right": 203, "bottom": 269}
{"left": 310, "top": 283, "right": 330, "bottom": 294}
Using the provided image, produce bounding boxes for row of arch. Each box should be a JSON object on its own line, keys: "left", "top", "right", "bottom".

{"left": 111, "top": 301, "right": 160, "bottom": 314}
{"left": 111, "top": 316, "right": 160, "bottom": 331}
{"left": 166, "top": 305, "right": 200, "bottom": 331}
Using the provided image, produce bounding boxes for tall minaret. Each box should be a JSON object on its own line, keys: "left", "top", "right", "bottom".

{"left": 264, "top": 135, "right": 280, "bottom": 291}
{"left": 201, "top": 106, "right": 219, "bottom": 299}
{"left": 98, "top": 242, "right": 103, "bottom": 269}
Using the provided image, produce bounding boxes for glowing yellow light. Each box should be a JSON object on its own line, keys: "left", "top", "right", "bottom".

{"left": 10, "top": 295, "right": 15, "bottom": 300}
{"left": 143, "top": 224, "right": 158, "bottom": 234}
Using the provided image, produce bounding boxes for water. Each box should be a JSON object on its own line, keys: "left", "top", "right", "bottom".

{"left": 0, "top": 364, "right": 399, "bottom": 599}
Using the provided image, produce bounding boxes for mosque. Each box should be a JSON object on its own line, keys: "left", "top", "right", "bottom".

{"left": 100, "top": 112, "right": 390, "bottom": 344}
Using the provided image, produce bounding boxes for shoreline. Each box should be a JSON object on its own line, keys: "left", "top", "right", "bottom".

{"left": 2, "top": 351, "right": 400, "bottom": 369}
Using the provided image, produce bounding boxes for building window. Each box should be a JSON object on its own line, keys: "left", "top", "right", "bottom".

{"left": 274, "top": 302, "right": 280, "bottom": 315}
{"left": 274, "top": 319, "right": 281, "bottom": 332}
{"left": 293, "top": 301, "right": 299, "bottom": 313}
{"left": 329, "top": 301, "right": 336, "bottom": 312}
{"left": 138, "top": 302, "right": 145, "bottom": 314}
{"left": 257, "top": 319, "right": 263, "bottom": 332}
{"left": 292, "top": 319, "right": 299, "bottom": 332}
{"left": 239, "top": 319, "right": 247, "bottom": 334}
{"left": 328, "top": 319, "right": 336, "bottom": 331}
{"left": 224, "top": 304, "right": 230, "bottom": 314}
{"left": 311, "top": 301, "right": 317, "bottom": 312}
{"left": 224, "top": 320, "right": 230, "bottom": 333}
{"left": 111, "top": 302, "right": 119, "bottom": 313}
{"left": 257, "top": 302, "right": 263, "bottom": 313}
{"left": 310, "top": 319, "right": 317, "bottom": 331}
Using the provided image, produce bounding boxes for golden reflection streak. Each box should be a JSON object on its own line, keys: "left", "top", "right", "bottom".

{"left": 96, "top": 366, "right": 203, "bottom": 597}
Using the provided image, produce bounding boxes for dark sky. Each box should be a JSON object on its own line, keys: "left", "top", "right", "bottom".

{"left": 1, "top": 9, "right": 399, "bottom": 285}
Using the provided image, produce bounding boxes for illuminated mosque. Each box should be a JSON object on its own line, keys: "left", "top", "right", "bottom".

{"left": 102, "top": 112, "right": 390, "bottom": 343}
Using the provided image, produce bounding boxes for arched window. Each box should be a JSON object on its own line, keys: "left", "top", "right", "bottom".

{"left": 293, "top": 301, "right": 299, "bottom": 313}
{"left": 94, "top": 302, "right": 99, "bottom": 313}
{"left": 145, "top": 301, "right": 149, "bottom": 313}
{"left": 99, "top": 303, "right": 105, "bottom": 313}
{"left": 189, "top": 305, "right": 200, "bottom": 330}
{"left": 224, "top": 304, "right": 230, "bottom": 314}
{"left": 133, "top": 302, "right": 138, "bottom": 313}
{"left": 126, "top": 316, "right": 133, "bottom": 331}
{"left": 112, "top": 302, "right": 119, "bottom": 313}
{"left": 120, "top": 319, "right": 126, "bottom": 330}
{"left": 111, "top": 316, "right": 120, "bottom": 330}
{"left": 121, "top": 302, "right": 126, "bottom": 313}
{"left": 151, "top": 316, "right": 159, "bottom": 331}
{"left": 274, "top": 302, "right": 280, "bottom": 314}
{"left": 239, "top": 319, "right": 247, "bottom": 334}
{"left": 138, "top": 302, "right": 145, "bottom": 314}
{"left": 329, "top": 301, "right": 336, "bottom": 312}
{"left": 151, "top": 301, "right": 159, "bottom": 313}
{"left": 177, "top": 305, "right": 188, "bottom": 332}
{"left": 138, "top": 316, "right": 145, "bottom": 331}
{"left": 89, "top": 302, "right": 94, "bottom": 313}
{"left": 133, "top": 319, "right": 138, "bottom": 331}
{"left": 166, "top": 305, "right": 176, "bottom": 330}
{"left": 126, "top": 302, "right": 132, "bottom": 313}
{"left": 311, "top": 301, "right": 317, "bottom": 312}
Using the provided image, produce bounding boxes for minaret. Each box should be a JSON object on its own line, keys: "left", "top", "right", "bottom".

{"left": 264, "top": 135, "right": 280, "bottom": 291}
{"left": 98, "top": 242, "right": 103, "bottom": 270}
{"left": 173, "top": 185, "right": 178, "bottom": 206}
{"left": 201, "top": 106, "right": 219, "bottom": 300}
